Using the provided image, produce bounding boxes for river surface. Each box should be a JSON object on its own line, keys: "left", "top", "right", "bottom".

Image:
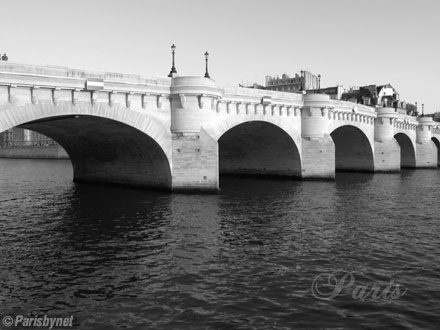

{"left": 0, "top": 159, "right": 439, "bottom": 330}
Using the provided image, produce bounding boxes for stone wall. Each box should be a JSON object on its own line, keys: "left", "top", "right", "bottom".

{"left": 171, "top": 129, "right": 218, "bottom": 192}
{"left": 415, "top": 141, "right": 438, "bottom": 168}
{"left": 301, "top": 136, "right": 335, "bottom": 179}
{"left": 0, "top": 145, "right": 68, "bottom": 159}
{"left": 374, "top": 140, "right": 400, "bottom": 172}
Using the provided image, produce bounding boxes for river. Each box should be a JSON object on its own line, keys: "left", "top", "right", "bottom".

{"left": 0, "top": 159, "right": 439, "bottom": 329}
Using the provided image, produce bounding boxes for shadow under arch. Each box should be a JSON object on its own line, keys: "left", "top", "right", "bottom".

{"left": 16, "top": 115, "right": 172, "bottom": 190}
{"left": 394, "top": 133, "right": 416, "bottom": 168}
{"left": 330, "top": 125, "right": 374, "bottom": 172}
{"left": 432, "top": 137, "right": 440, "bottom": 167}
{"left": 218, "top": 121, "right": 302, "bottom": 180}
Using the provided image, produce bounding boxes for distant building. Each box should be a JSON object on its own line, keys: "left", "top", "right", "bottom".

{"left": 240, "top": 74, "right": 418, "bottom": 116}
{"left": 0, "top": 130, "right": 6, "bottom": 145}
{"left": 0, "top": 128, "right": 59, "bottom": 147}
{"left": 430, "top": 112, "right": 440, "bottom": 122}
{"left": 241, "top": 70, "right": 320, "bottom": 93}
{"left": 341, "top": 84, "right": 399, "bottom": 107}
{"left": 0, "top": 128, "right": 24, "bottom": 146}
{"left": 265, "top": 71, "right": 319, "bottom": 92}
{"left": 341, "top": 84, "right": 417, "bottom": 116}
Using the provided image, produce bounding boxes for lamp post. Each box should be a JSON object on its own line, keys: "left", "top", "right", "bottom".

{"left": 318, "top": 74, "right": 321, "bottom": 92}
{"left": 204, "top": 51, "right": 210, "bottom": 78}
{"left": 168, "top": 44, "right": 177, "bottom": 78}
{"left": 422, "top": 103, "right": 425, "bottom": 117}
{"left": 300, "top": 70, "right": 304, "bottom": 91}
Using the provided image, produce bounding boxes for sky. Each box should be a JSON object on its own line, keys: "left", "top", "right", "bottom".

{"left": 1, "top": 0, "right": 439, "bottom": 113}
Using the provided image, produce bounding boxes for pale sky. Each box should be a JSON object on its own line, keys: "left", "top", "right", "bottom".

{"left": 1, "top": 0, "right": 439, "bottom": 113}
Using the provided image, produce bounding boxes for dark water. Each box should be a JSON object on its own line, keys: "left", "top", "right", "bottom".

{"left": 0, "top": 159, "right": 439, "bottom": 330}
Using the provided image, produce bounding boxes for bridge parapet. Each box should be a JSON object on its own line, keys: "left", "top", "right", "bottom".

{"left": 0, "top": 62, "right": 171, "bottom": 112}
{"left": 330, "top": 100, "right": 376, "bottom": 127}
{"left": 394, "top": 111, "right": 418, "bottom": 133}
{"left": 332, "top": 100, "right": 375, "bottom": 115}
{"left": 222, "top": 85, "right": 303, "bottom": 103}
{"left": 0, "top": 62, "right": 170, "bottom": 85}
{"left": 214, "top": 86, "right": 303, "bottom": 118}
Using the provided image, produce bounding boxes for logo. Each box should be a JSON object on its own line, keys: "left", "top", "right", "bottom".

{"left": 1, "top": 314, "right": 76, "bottom": 329}
{"left": 311, "top": 272, "right": 407, "bottom": 301}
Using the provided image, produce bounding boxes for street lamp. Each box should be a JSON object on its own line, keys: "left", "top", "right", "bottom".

{"left": 300, "top": 70, "right": 304, "bottom": 91}
{"left": 318, "top": 74, "right": 321, "bottom": 92}
{"left": 204, "top": 51, "right": 210, "bottom": 78}
{"left": 168, "top": 44, "right": 177, "bottom": 78}
{"left": 422, "top": 103, "right": 425, "bottom": 117}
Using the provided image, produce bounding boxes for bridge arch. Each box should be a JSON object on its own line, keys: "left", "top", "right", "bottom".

{"left": 206, "top": 115, "right": 301, "bottom": 145}
{"left": 330, "top": 125, "right": 374, "bottom": 172}
{"left": 217, "top": 120, "right": 302, "bottom": 179}
{"left": 432, "top": 137, "right": 440, "bottom": 167}
{"left": 394, "top": 133, "right": 416, "bottom": 168}
{"left": 0, "top": 103, "right": 172, "bottom": 189}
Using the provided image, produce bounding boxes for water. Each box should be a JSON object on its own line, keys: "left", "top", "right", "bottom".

{"left": 0, "top": 159, "right": 439, "bottom": 329}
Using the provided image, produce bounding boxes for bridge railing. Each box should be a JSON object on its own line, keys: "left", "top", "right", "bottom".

{"left": 396, "top": 112, "right": 418, "bottom": 123}
{"left": 0, "top": 62, "right": 171, "bottom": 86}
{"left": 223, "top": 85, "right": 303, "bottom": 105}
{"left": 332, "top": 100, "right": 376, "bottom": 116}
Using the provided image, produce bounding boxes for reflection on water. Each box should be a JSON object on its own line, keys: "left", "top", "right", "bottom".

{"left": 0, "top": 159, "right": 439, "bottom": 329}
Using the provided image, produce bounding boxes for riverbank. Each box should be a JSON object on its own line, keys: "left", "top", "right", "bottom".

{"left": 0, "top": 146, "right": 68, "bottom": 159}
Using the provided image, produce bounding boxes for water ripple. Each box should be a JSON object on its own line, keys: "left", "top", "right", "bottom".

{"left": 0, "top": 160, "right": 439, "bottom": 329}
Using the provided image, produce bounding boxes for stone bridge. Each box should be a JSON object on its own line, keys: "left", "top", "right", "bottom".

{"left": 1, "top": 62, "right": 439, "bottom": 192}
